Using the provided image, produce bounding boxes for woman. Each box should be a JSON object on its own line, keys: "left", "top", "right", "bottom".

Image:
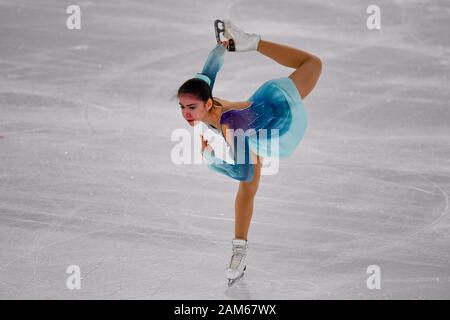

{"left": 177, "top": 20, "right": 322, "bottom": 286}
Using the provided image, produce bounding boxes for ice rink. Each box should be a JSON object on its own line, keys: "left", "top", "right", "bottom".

{"left": 1, "top": 0, "right": 449, "bottom": 299}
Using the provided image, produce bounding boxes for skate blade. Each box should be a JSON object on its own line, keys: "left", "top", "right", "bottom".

{"left": 214, "top": 19, "right": 235, "bottom": 51}
{"left": 214, "top": 19, "right": 225, "bottom": 42}
{"left": 227, "top": 273, "right": 245, "bottom": 287}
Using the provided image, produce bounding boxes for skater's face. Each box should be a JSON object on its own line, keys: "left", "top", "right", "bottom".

{"left": 178, "top": 94, "right": 211, "bottom": 127}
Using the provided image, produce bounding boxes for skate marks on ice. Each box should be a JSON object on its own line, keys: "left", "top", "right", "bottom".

{"left": 225, "top": 283, "right": 250, "bottom": 300}
{"left": 244, "top": 132, "right": 450, "bottom": 299}
{"left": 225, "top": 278, "right": 322, "bottom": 300}
{"left": 314, "top": 172, "right": 449, "bottom": 272}
{"left": 225, "top": 263, "right": 323, "bottom": 300}
{"left": 225, "top": 275, "right": 249, "bottom": 299}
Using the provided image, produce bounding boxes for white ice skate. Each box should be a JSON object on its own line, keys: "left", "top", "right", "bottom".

{"left": 214, "top": 19, "right": 261, "bottom": 52}
{"left": 225, "top": 238, "right": 248, "bottom": 287}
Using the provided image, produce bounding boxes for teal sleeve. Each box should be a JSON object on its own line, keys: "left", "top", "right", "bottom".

{"left": 195, "top": 44, "right": 226, "bottom": 91}
{"left": 202, "top": 136, "right": 254, "bottom": 182}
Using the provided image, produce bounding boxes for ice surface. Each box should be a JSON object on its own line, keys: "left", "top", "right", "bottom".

{"left": 0, "top": 0, "right": 449, "bottom": 299}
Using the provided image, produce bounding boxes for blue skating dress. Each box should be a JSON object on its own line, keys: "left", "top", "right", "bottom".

{"left": 195, "top": 44, "right": 307, "bottom": 182}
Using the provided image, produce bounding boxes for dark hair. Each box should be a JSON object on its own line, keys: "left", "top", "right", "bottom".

{"left": 177, "top": 78, "right": 212, "bottom": 103}
{"left": 176, "top": 78, "right": 223, "bottom": 109}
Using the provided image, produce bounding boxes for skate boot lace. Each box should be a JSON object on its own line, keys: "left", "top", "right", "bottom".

{"left": 230, "top": 25, "right": 254, "bottom": 43}
{"left": 229, "top": 246, "right": 246, "bottom": 270}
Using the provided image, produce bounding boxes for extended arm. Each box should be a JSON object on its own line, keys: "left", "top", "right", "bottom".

{"left": 202, "top": 135, "right": 254, "bottom": 182}
{"left": 196, "top": 43, "right": 226, "bottom": 91}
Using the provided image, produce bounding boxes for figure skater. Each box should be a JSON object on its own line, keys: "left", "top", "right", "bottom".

{"left": 176, "top": 20, "right": 322, "bottom": 286}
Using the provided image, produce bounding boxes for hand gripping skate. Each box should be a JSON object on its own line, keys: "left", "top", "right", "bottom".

{"left": 214, "top": 19, "right": 260, "bottom": 52}
{"left": 214, "top": 19, "right": 236, "bottom": 51}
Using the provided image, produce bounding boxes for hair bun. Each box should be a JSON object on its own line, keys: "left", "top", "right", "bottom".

{"left": 194, "top": 73, "right": 212, "bottom": 86}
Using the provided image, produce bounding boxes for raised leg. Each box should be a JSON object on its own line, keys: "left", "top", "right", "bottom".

{"left": 257, "top": 39, "right": 322, "bottom": 99}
